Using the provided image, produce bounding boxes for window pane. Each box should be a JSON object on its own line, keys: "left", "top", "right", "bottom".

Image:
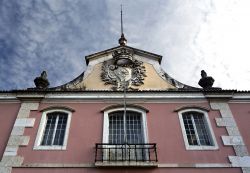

{"left": 41, "top": 112, "right": 68, "bottom": 146}
{"left": 193, "top": 114, "right": 212, "bottom": 146}
{"left": 41, "top": 115, "right": 57, "bottom": 145}
{"left": 126, "top": 111, "right": 143, "bottom": 144}
{"left": 108, "top": 111, "right": 144, "bottom": 144}
{"left": 182, "top": 111, "right": 212, "bottom": 147}
{"left": 109, "top": 112, "right": 124, "bottom": 144}
{"left": 53, "top": 113, "right": 68, "bottom": 145}
{"left": 182, "top": 113, "right": 198, "bottom": 145}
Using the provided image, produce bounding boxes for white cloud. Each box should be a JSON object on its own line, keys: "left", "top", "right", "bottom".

{"left": 0, "top": 0, "right": 250, "bottom": 90}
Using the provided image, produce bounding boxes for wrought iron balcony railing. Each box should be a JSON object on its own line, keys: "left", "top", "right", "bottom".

{"left": 95, "top": 143, "right": 158, "bottom": 163}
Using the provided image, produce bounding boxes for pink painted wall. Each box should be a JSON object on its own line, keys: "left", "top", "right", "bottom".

{"left": 13, "top": 167, "right": 241, "bottom": 173}
{"left": 229, "top": 103, "right": 250, "bottom": 152}
{"left": 19, "top": 102, "right": 235, "bottom": 165}
{"left": 0, "top": 103, "right": 20, "bottom": 159}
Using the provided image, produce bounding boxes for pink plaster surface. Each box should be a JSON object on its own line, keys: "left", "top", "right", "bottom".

{"left": 12, "top": 167, "right": 241, "bottom": 173}
{"left": 19, "top": 102, "right": 234, "bottom": 164}
{"left": 229, "top": 103, "right": 250, "bottom": 152}
{"left": 0, "top": 103, "right": 20, "bottom": 159}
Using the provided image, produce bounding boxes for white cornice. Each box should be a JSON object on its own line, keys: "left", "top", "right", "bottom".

{"left": 44, "top": 92, "right": 206, "bottom": 99}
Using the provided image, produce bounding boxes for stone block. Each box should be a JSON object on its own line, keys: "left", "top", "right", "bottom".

{"left": 222, "top": 136, "right": 244, "bottom": 146}
{"left": 11, "top": 127, "right": 25, "bottom": 136}
{"left": 1, "top": 156, "right": 23, "bottom": 167}
{"left": 0, "top": 167, "right": 11, "bottom": 173}
{"left": 210, "top": 102, "right": 233, "bottom": 117}
{"left": 17, "top": 103, "right": 39, "bottom": 118}
{"left": 3, "top": 146, "right": 18, "bottom": 156}
{"left": 216, "top": 117, "right": 236, "bottom": 127}
{"left": 8, "top": 136, "right": 29, "bottom": 146}
{"left": 226, "top": 126, "right": 241, "bottom": 136}
{"left": 14, "top": 118, "right": 35, "bottom": 127}
{"left": 242, "top": 167, "right": 250, "bottom": 173}
{"left": 17, "top": 109, "right": 30, "bottom": 118}
{"left": 20, "top": 102, "right": 39, "bottom": 111}
{"left": 234, "top": 145, "right": 249, "bottom": 156}
{"left": 229, "top": 156, "right": 250, "bottom": 167}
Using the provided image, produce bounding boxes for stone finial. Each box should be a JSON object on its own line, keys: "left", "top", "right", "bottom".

{"left": 119, "top": 33, "right": 127, "bottom": 46}
{"left": 198, "top": 70, "right": 214, "bottom": 89}
{"left": 34, "top": 71, "right": 50, "bottom": 89}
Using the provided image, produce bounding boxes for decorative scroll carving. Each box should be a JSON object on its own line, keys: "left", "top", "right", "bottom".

{"left": 101, "top": 48, "right": 146, "bottom": 90}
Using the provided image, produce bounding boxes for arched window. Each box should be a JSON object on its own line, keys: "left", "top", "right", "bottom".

{"left": 103, "top": 107, "right": 148, "bottom": 144}
{"left": 178, "top": 109, "right": 218, "bottom": 150}
{"left": 34, "top": 109, "right": 73, "bottom": 150}
{"left": 98, "top": 107, "right": 152, "bottom": 162}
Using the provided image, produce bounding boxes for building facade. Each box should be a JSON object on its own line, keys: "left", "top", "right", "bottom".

{"left": 1, "top": 35, "right": 250, "bottom": 173}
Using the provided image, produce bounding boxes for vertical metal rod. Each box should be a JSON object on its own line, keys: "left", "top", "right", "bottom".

{"left": 121, "top": 4, "right": 123, "bottom": 34}
{"left": 123, "top": 80, "right": 127, "bottom": 160}
{"left": 123, "top": 80, "right": 127, "bottom": 143}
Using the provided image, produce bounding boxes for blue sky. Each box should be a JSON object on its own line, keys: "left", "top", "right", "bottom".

{"left": 1, "top": 0, "right": 250, "bottom": 90}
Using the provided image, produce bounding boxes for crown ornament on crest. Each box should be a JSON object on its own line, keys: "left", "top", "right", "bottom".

{"left": 112, "top": 48, "right": 133, "bottom": 67}
{"left": 101, "top": 47, "right": 146, "bottom": 90}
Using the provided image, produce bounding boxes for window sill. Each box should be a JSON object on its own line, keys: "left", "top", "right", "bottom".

{"left": 185, "top": 145, "right": 219, "bottom": 150}
{"left": 33, "top": 145, "right": 66, "bottom": 150}
{"left": 95, "top": 161, "right": 158, "bottom": 167}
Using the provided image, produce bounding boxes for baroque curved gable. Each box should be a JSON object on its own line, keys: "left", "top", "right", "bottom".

{"left": 52, "top": 46, "right": 196, "bottom": 91}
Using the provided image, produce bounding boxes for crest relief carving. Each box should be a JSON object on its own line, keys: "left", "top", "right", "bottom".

{"left": 101, "top": 48, "right": 146, "bottom": 90}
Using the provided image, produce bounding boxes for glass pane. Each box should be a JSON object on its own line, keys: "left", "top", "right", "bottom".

{"left": 182, "top": 113, "right": 198, "bottom": 145}
{"left": 41, "top": 114, "right": 57, "bottom": 145}
{"left": 53, "top": 113, "right": 68, "bottom": 145}
{"left": 41, "top": 112, "right": 68, "bottom": 146}
{"left": 109, "top": 111, "right": 124, "bottom": 144}
{"left": 193, "top": 113, "right": 212, "bottom": 146}
{"left": 126, "top": 111, "right": 143, "bottom": 144}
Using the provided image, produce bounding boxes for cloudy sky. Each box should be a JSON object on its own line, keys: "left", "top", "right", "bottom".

{"left": 0, "top": 0, "right": 250, "bottom": 90}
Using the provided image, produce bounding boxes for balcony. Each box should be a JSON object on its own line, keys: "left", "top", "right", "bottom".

{"left": 95, "top": 143, "right": 158, "bottom": 167}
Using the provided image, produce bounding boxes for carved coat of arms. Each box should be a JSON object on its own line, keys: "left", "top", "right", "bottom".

{"left": 101, "top": 48, "right": 146, "bottom": 90}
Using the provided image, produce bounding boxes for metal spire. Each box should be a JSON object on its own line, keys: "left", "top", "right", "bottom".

{"left": 119, "top": 4, "right": 127, "bottom": 46}
{"left": 121, "top": 4, "right": 123, "bottom": 34}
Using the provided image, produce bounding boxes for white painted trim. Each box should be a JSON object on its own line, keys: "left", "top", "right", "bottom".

{"left": 178, "top": 109, "right": 218, "bottom": 150}
{"left": 102, "top": 107, "right": 148, "bottom": 143}
{"left": 33, "top": 109, "right": 72, "bottom": 150}
{"left": 45, "top": 93, "right": 205, "bottom": 100}
{"left": 16, "top": 162, "right": 232, "bottom": 168}
{"left": 232, "top": 94, "right": 250, "bottom": 99}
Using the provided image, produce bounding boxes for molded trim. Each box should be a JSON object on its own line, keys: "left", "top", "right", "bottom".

{"left": 101, "top": 104, "right": 149, "bottom": 113}
{"left": 174, "top": 105, "right": 210, "bottom": 112}
{"left": 40, "top": 106, "right": 75, "bottom": 112}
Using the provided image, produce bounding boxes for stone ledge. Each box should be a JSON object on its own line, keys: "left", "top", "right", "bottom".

{"left": 95, "top": 161, "right": 158, "bottom": 167}
{"left": 16, "top": 162, "right": 232, "bottom": 168}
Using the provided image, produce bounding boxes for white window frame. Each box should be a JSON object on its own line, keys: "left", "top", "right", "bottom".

{"left": 178, "top": 109, "right": 218, "bottom": 150}
{"left": 103, "top": 107, "right": 148, "bottom": 144}
{"left": 34, "top": 109, "right": 72, "bottom": 150}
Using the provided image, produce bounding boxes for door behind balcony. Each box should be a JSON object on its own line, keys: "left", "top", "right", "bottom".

{"left": 108, "top": 111, "right": 145, "bottom": 161}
